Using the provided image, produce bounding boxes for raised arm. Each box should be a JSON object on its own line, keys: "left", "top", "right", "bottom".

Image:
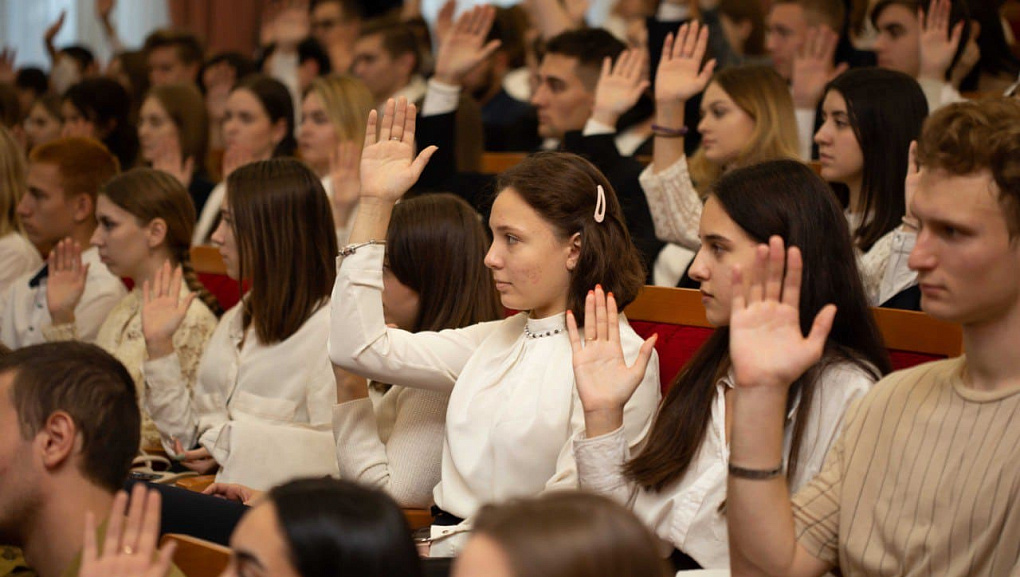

{"left": 651, "top": 21, "right": 714, "bottom": 173}
{"left": 45, "top": 238, "right": 89, "bottom": 331}
{"left": 725, "top": 237, "right": 834, "bottom": 577}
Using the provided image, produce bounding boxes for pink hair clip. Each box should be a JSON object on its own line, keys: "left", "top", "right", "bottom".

{"left": 594, "top": 185, "right": 606, "bottom": 223}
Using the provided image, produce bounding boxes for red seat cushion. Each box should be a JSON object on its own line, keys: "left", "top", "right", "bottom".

{"left": 630, "top": 320, "right": 714, "bottom": 394}
{"left": 888, "top": 350, "right": 944, "bottom": 371}
{"left": 197, "top": 273, "right": 244, "bottom": 311}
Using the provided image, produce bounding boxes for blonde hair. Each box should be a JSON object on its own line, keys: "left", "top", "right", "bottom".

{"left": 306, "top": 74, "right": 374, "bottom": 146}
{"left": 689, "top": 65, "right": 800, "bottom": 191}
{"left": 0, "top": 126, "right": 26, "bottom": 237}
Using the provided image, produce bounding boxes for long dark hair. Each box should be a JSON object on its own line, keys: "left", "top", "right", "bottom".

{"left": 269, "top": 478, "right": 422, "bottom": 577}
{"left": 226, "top": 159, "right": 336, "bottom": 344}
{"left": 232, "top": 74, "right": 297, "bottom": 158}
{"left": 64, "top": 77, "right": 139, "bottom": 169}
{"left": 824, "top": 68, "right": 928, "bottom": 251}
{"left": 495, "top": 152, "right": 645, "bottom": 325}
{"left": 388, "top": 193, "right": 502, "bottom": 331}
{"left": 625, "top": 160, "right": 891, "bottom": 491}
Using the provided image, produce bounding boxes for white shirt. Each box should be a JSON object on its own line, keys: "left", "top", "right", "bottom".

{"left": 638, "top": 157, "right": 917, "bottom": 305}
{"left": 143, "top": 301, "right": 337, "bottom": 489}
{"left": 575, "top": 362, "right": 875, "bottom": 568}
{"left": 329, "top": 245, "right": 661, "bottom": 544}
{"left": 0, "top": 246, "right": 125, "bottom": 349}
{"left": 0, "top": 232, "right": 41, "bottom": 319}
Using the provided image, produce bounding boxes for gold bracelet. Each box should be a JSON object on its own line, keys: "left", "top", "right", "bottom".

{"left": 728, "top": 462, "right": 784, "bottom": 480}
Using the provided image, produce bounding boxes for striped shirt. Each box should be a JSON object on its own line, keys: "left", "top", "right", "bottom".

{"left": 793, "top": 356, "right": 1020, "bottom": 576}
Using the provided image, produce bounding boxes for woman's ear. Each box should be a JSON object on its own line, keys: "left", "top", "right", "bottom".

{"left": 566, "top": 232, "right": 582, "bottom": 271}
{"left": 146, "top": 217, "right": 168, "bottom": 249}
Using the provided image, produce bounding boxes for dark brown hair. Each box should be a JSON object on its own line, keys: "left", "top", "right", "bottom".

{"left": 388, "top": 194, "right": 502, "bottom": 331}
{"left": 2, "top": 342, "right": 140, "bottom": 493}
{"left": 101, "top": 168, "right": 221, "bottom": 316}
{"left": 143, "top": 29, "right": 204, "bottom": 65}
{"left": 917, "top": 98, "right": 1020, "bottom": 238}
{"left": 495, "top": 152, "right": 645, "bottom": 325}
{"left": 719, "top": 0, "right": 766, "bottom": 56}
{"left": 473, "top": 492, "right": 671, "bottom": 577}
{"left": 232, "top": 74, "right": 297, "bottom": 158}
{"left": 226, "top": 159, "right": 337, "bottom": 344}
{"left": 871, "top": 0, "right": 972, "bottom": 79}
{"left": 144, "top": 83, "right": 209, "bottom": 167}
{"left": 625, "top": 160, "right": 890, "bottom": 491}
{"left": 359, "top": 18, "right": 421, "bottom": 74}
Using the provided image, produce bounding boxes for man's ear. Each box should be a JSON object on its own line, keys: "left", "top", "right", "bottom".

{"left": 146, "top": 217, "right": 168, "bottom": 250}
{"left": 36, "top": 411, "right": 79, "bottom": 471}
{"left": 71, "top": 192, "right": 95, "bottom": 224}
{"left": 566, "top": 232, "right": 582, "bottom": 271}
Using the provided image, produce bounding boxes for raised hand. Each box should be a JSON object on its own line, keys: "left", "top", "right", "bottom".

{"left": 791, "top": 26, "right": 848, "bottom": 109}
{"left": 729, "top": 237, "right": 836, "bottom": 391}
{"left": 359, "top": 98, "right": 437, "bottom": 202}
{"left": 902, "top": 140, "right": 921, "bottom": 228}
{"left": 0, "top": 47, "right": 16, "bottom": 83}
{"left": 591, "top": 49, "right": 649, "bottom": 127}
{"left": 203, "top": 482, "right": 263, "bottom": 505}
{"left": 434, "top": 0, "right": 457, "bottom": 47}
{"left": 80, "top": 484, "right": 176, "bottom": 577}
{"left": 562, "top": 0, "right": 590, "bottom": 27}
{"left": 949, "top": 21, "right": 980, "bottom": 89}
{"left": 329, "top": 139, "right": 361, "bottom": 229}
{"left": 567, "top": 285, "right": 657, "bottom": 438}
{"left": 142, "top": 261, "right": 196, "bottom": 360}
{"left": 655, "top": 21, "right": 716, "bottom": 105}
{"left": 46, "top": 238, "right": 89, "bottom": 325}
{"left": 95, "top": 0, "right": 115, "bottom": 23}
{"left": 152, "top": 132, "right": 194, "bottom": 188}
{"left": 918, "top": 0, "right": 964, "bottom": 81}
{"left": 433, "top": 5, "right": 502, "bottom": 86}
{"left": 45, "top": 11, "right": 67, "bottom": 51}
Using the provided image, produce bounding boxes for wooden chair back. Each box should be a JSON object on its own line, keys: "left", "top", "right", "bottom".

{"left": 160, "top": 534, "right": 231, "bottom": 577}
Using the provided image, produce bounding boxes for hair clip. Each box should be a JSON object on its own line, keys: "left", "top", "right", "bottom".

{"left": 594, "top": 185, "right": 606, "bottom": 223}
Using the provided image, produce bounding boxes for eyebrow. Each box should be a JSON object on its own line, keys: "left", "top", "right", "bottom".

{"left": 233, "top": 550, "right": 266, "bottom": 572}
{"left": 701, "top": 233, "right": 731, "bottom": 244}
{"left": 490, "top": 223, "right": 525, "bottom": 235}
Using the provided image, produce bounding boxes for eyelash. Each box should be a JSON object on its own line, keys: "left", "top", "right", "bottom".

{"left": 505, "top": 234, "right": 520, "bottom": 245}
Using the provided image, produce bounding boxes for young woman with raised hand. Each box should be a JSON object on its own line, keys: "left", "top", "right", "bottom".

{"left": 193, "top": 74, "right": 297, "bottom": 244}
{"left": 815, "top": 67, "right": 929, "bottom": 308}
{"left": 638, "top": 22, "right": 799, "bottom": 252}
{"left": 138, "top": 83, "right": 216, "bottom": 215}
{"left": 143, "top": 158, "right": 338, "bottom": 488}
{"left": 570, "top": 160, "right": 890, "bottom": 571}
{"left": 41, "top": 168, "right": 219, "bottom": 450}
{"left": 329, "top": 98, "right": 660, "bottom": 556}
{"left": 298, "top": 74, "right": 374, "bottom": 244}
{"left": 0, "top": 126, "right": 41, "bottom": 298}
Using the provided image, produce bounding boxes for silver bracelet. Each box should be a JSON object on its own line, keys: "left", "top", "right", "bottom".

{"left": 339, "top": 240, "right": 385, "bottom": 257}
{"left": 728, "top": 462, "right": 784, "bottom": 480}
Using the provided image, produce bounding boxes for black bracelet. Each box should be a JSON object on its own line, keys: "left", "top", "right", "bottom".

{"left": 651, "top": 123, "right": 688, "bottom": 138}
{"left": 728, "top": 462, "right": 784, "bottom": 480}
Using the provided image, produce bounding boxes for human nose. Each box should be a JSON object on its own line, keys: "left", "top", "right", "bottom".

{"left": 688, "top": 246, "right": 710, "bottom": 282}
{"left": 530, "top": 84, "right": 549, "bottom": 108}
{"left": 907, "top": 228, "right": 936, "bottom": 272}
{"left": 483, "top": 242, "right": 501, "bottom": 269}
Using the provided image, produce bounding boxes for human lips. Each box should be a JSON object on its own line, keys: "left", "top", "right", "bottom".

{"left": 494, "top": 280, "right": 512, "bottom": 291}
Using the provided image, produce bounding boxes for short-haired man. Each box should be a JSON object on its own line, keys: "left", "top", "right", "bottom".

{"left": 143, "top": 29, "right": 204, "bottom": 87}
{"left": 726, "top": 97, "right": 1020, "bottom": 576}
{"left": 1, "top": 138, "right": 125, "bottom": 349}
{"left": 0, "top": 342, "right": 178, "bottom": 577}
{"left": 310, "top": 0, "right": 363, "bottom": 72}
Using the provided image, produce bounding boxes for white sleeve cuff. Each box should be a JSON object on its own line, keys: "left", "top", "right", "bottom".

{"left": 583, "top": 118, "right": 616, "bottom": 136}
{"left": 422, "top": 78, "right": 462, "bottom": 116}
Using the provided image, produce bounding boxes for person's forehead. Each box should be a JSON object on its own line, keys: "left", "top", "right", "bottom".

{"left": 539, "top": 53, "right": 585, "bottom": 82}
{"left": 769, "top": 3, "right": 806, "bottom": 26}
{"left": 355, "top": 34, "right": 385, "bottom": 54}
{"left": 313, "top": 1, "right": 344, "bottom": 20}
{"left": 149, "top": 46, "right": 180, "bottom": 63}
{"left": 877, "top": 4, "right": 917, "bottom": 26}
{"left": 916, "top": 169, "right": 1002, "bottom": 219}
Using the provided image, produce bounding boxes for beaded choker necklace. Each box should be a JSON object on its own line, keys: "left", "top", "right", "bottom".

{"left": 524, "top": 326, "right": 564, "bottom": 339}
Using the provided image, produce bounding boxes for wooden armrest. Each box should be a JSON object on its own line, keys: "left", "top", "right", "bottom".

{"left": 175, "top": 474, "right": 216, "bottom": 493}
{"left": 403, "top": 508, "right": 435, "bottom": 530}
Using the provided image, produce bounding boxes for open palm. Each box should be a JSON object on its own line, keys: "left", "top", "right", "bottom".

{"left": 359, "top": 98, "right": 437, "bottom": 203}
{"left": 142, "top": 261, "right": 195, "bottom": 356}
{"left": 46, "top": 238, "right": 88, "bottom": 323}
{"left": 729, "top": 237, "right": 835, "bottom": 391}
{"left": 656, "top": 21, "right": 716, "bottom": 104}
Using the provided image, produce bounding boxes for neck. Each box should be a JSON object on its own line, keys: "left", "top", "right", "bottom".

{"left": 22, "top": 482, "right": 114, "bottom": 577}
{"left": 960, "top": 300, "right": 1020, "bottom": 392}
{"left": 131, "top": 251, "right": 176, "bottom": 288}
{"left": 846, "top": 178, "right": 864, "bottom": 216}
{"left": 311, "top": 161, "right": 330, "bottom": 179}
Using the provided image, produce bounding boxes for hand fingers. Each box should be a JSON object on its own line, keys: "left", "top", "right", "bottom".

{"left": 364, "top": 109, "right": 378, "bottom": 147}
{"left": 392, "top": 97, "right": 409, "bottom": 142}
{"left": 137, "top": 489, "right": 162, "bottom": 560}
{"left": 806, "top": 304, "right": 837, "bottom": 352}
{"left": 765, "top": 236, "right": 785, "bottom": 302}
{"left": 730, "top": 265, "right": 746, "bottom": 313}
{"left": 403, "top": 101, "right": 418, "bottom": 145}
{"left": 82, "top": 511, "right": 99, "bottom": 564}
{"left": 748, "top": 244, "right": 768, "bottom": 303}
{"left": 142, "top": 279, "right": 152, "bottom": 305}
{"left": 566, "top": 309, "right": 582, "bottom": 354}
{"left": 102, "top": 490, "right": 129, "bottom": 557}
{"left": 378, "top": 99, "right": 395, "bottom": 142}
{"left": 631, "top": 333, "right": 658, "bottom": 377}
{"left": 607, "top": 291, "right": 621, "bottom": 344}
{"left": 600, "top": 56, "right": 612, "bottom": 82}
{"left": 149, "top": 542, "right": 177, "bottom": 577}
{"left": 121, "top": 483, "right": 149, "bottom": 555}
{"left": 692, "top": 21, "right": 710, "bottom": 63}
{"left": 672, "top": 24, "right": 689, "bottom": 59}
{"left": 595, "top": 284, "right": 609, "bottom": 342}
{"left": 782, "top": 246, "right": 804, "bottom": 308}
{"left": 661, "top": 32, "right": 674, "bottom": 62}
{"left": 410, "top": 144, "right": 438, "bottom": 178}
{"left": 583, "top": 289, "right": 596, "bottom": 343}
{"left": 698, "top": 58, "right": 717, "bottom": 85}
{"left": 170, "top": 264, "right": 184, "bottom": 302}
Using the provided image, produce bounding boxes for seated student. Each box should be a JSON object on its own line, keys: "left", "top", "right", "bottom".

{"left": 571, "top": 160, "right": 889, "bottom": 571}
{"left": 143, "top": 158, "right": 336, "bottom": 489}
{"left": 199, "top": 52, "right": 258, "bottom": 155}
{"left": 0, "top": 127, "right": 41, "bottom": 299}
{"left": 1, "top": 138, "right": 125, "bottom": 349}
{"left": 330, "top": 98, "right": 660, "bottom": 557}
{"left": 725, "top": 98, "right": 1020, "bottom": 577}
{"left": 454, "top": 492, "right": 671, "bottom": 577}
{"left": 0, "top": 342, "right": 183, "bottom": 577}
{"left": 297, "top": 74, "right": 374, "bottom": 242}
{"left": 21, "top": 94, "right": 63, "bottom": 153}
{"left": 62, "top": 78, "right": 139, "bottom": 170}
{"left": 143, "top": 29, "right": 204, "bottom": 88}
{"left": 193, "top": 74, "right": 296, "bottom": 244}
{"left": 815, "top": 68, "right": 929, "bottom": 308}
{"left": 82, "top": 478, "right": 421, "bottom": 577}
{"left": 206, "top": 192, "right": 503, "bottom": 508}
{"left": 41, "top": 168, "right": 219, "bottom": 450}
{"left": 138, "top": 83, "right": 217, "bottom": 215}
{"left": 638, "top": 24, "right": 798, "bottom": 278}
{"left": 872, "top": 0, "right": 974, "bottom": 112}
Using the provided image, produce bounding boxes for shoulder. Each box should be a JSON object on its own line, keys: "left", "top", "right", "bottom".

{"left": 846, "top": 357, "right": 963, "bottom": 417}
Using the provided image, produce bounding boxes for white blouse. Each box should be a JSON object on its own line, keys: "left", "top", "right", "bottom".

{"left": 574, "top": 362, "right": 876, "bottom": 568}
{"left": 0, "top": 232, "right": 41, "bottom": 308}
{"left": 638, "top": 157, "right": 917, "bottom": 305}
{"left": 1, "top": 247, "right": 126, "bottom": 349}
{"left": 329, "top": 245, "right": 661, "bottom": 539}
{"left": 143, "top": 301, "right": 337, "bottom": 489}
{"left": 332, "top": 382, "right": 449, "bottom": 508}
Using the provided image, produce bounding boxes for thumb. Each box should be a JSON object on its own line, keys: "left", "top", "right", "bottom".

{"left": 632, "top": 333, "right": 658, "bottom": 373}
{"left": 829, "top": 62, "right": 849, "bottom": 81}
{"left": 410, "top": 145, "right": 439, "bottom": 177}
{"left": 806, "top": 304, "right": 837, "bottom": 352}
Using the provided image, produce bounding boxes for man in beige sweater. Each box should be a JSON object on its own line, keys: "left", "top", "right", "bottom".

{"left": 724, "top": 97, "right": 1020, "bottom": 577}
